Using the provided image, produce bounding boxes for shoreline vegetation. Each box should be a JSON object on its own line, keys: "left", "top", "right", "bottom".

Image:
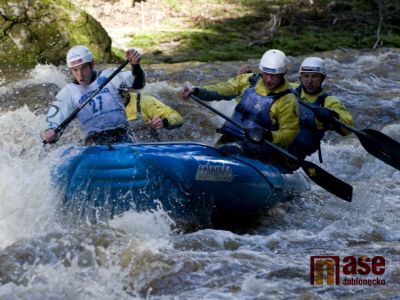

{"left": 103, "top": 0, "right": 400, "bottom": 64}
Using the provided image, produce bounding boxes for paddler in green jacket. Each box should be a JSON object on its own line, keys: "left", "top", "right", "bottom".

{"left": 180, "top": 49, "right": 299, "bottom": 167}
{"left": 287, "top": 57, "right": 354, "bottom": 160}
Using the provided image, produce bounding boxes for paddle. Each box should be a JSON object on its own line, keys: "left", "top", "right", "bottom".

{"left": 43, "top": 59, "right": 130, "bottom": 144}
{"left": 298, "top": 100, "right": 400, "bottom": 171}
{"left": 189, "top": 94, "right": 352, "bottom": 202}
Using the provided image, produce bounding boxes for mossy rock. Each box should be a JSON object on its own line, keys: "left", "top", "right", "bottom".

{"left": 0, "top": 0, "right": 112, "bottom": 66}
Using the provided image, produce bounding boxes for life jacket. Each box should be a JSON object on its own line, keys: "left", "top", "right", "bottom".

{"left": 66, "top": 70, "right": 128, "bottom": 138}
{"left": 288, "top": 85, "right": 332, "bottom": 159}
{"left": 219, "top": 74, "right": 291, "bottom": 138}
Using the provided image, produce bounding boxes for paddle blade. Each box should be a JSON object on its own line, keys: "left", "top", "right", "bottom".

{"left": 357, "top": 129, "right": 400, "bottom": 171}
{"left": 301, "top": 160, "right": 353, "bottom": 202}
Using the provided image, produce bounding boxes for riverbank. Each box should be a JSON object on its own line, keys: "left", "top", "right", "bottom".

{"left": 72, "top": 0, "right": 400, "bottom": 64}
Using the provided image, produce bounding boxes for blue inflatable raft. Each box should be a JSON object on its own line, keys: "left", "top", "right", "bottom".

{"left": 54, "top": 142, "right": 310, "bottom": 229}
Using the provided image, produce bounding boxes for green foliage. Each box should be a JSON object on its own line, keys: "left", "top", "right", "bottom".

{"left": 122, "top": 0, "right": 400, "bottom": 63}
{"left": 111, "top": 47, "right": 125, "bottom": 62}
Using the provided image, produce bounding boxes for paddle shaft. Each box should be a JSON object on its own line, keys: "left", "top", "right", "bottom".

{"left": 191, "top": 95, "right": 307, "bottom": 162}
{"left": 298, "top": 99, "right": 400, "bottom": 171}
{"left": 190, "top": 94, "right": 352, "bottom": 201}
{"left": 54, "top": 59, "right": 130, "bottom": 135}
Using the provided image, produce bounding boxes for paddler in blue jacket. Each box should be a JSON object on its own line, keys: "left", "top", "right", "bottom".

{"left": 41, "top": 45, "right": 144, "bottom": 145}
{"left": 180, "top": 49, "right": 300, "bottom": 166}
{"left": 287, "top": 57, "right": 354, "bottom": 160}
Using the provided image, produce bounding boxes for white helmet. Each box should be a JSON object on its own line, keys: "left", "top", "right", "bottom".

{"left": 259, "top": 49, "right": 288, "bottom": 74}
{"left": 66, "top": 45, "right": 93, "bottom": 68}
{"left": 299, "top": 57, "right": 326, "bottom": 75}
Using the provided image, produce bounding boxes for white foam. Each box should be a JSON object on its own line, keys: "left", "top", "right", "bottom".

{"left": 27, "top": 64, "right": 68, "bottom": 88}
{"left": 0, "top": 107, "right": 61, "bottom": 248}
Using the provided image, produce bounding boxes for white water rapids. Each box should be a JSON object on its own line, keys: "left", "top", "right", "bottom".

{"left": 0, "top": 48, "right": 399, "bottom": 299}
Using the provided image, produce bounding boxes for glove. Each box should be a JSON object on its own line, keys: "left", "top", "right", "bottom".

{"left": 314, "top": 107, "right": 339, "bottom": 123}
{"left": 245, "top": 128, "right": 272, "bottom": 143}
{"left": 42, "top": 128, "right": 61, "bottom": 144}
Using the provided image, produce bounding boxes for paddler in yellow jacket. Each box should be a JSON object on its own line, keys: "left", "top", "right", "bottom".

{"left": 238, "top": 57, "right": 354, "bottom": 161}
{"left": 180, "top": 49, "right": 299, "bottom": 167}
{"left": 121, "top": 89, "right": 183, "bottom": 141}
{"left": 287, "top": 57, "right": 353, "bottom": 160}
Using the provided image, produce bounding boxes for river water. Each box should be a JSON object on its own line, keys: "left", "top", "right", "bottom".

{"left": 0, "top": 48, "right": 399, "bottom": 299}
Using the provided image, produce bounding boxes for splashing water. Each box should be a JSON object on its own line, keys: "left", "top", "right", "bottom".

{"left": 1, "top": 48, "right": 400, "bottom": 299}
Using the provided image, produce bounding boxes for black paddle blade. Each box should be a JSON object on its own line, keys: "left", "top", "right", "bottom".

{"left": 357, "top": 129, "right": 400, "bottom": 171}
{"left": 301, "top": 160, "right": 353, "bottom": 202}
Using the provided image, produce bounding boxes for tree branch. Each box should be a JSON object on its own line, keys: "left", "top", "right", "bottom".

{"left": 373, "top": 0, "right": 384, "bottom": 49}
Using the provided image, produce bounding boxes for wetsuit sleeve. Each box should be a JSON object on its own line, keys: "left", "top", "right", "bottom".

{"left": 270, "top": 94, "right": 300, "bottom": 148}
{"left": 131, "top": 64, "right": 145, "bottom": 89}
{"left": 324, "top": 95, "right": 354, "bottom": 135}
{"left": 45, "top": 87, "right": 75, "bottom": 130}
{"left": 142, "top": 95, "right": 183, "bottom": 129}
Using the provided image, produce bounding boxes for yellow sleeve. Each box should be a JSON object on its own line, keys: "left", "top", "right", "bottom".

{"left": 324, "top": 95, "right": 354, "bottom": 135}
{"left": 270, "top": 93, "right": 300, "bottom": 148}
{"left": 141, "top": 95, "right": 183, "bottom": 128}
{"left": 203, "top": 73, "right": 254, "bottom": 97}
